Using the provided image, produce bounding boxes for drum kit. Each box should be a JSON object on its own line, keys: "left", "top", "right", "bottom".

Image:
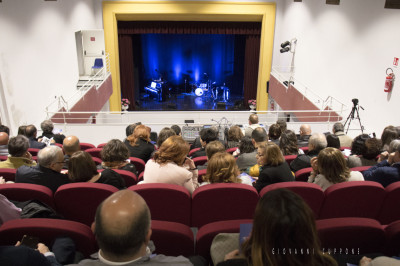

{"left": 190, "top": 75, "right": 230, "bottom": 102}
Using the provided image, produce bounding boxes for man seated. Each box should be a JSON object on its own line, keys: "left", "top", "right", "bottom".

{"left": 0, "top": 135, "right": 36, "bottom": 169}
{"left": 63, "top": 135, "right": 80, "bottom": 168}
{"left": 332, "top": 122, "right": 353, "bottom": 148}
{"left": 244, "top": 114, "right": 261, "bottom": 137}
{"left": 191, "top": 128, "right": 219, "bottom": 159}
{"left": 25, "top": 125, "right": 46, "bottom": 149}
{"left": 0, "top": 132, "right": 9, "bottom": 156}
{"left": 297, "top": 124, "right": 312, "bottom": 147}
{"left": 251, "top": 127, "right": 268, "bottom": 148}
{"left": 290, "top": 133, "right": 327, "bottom": 173}
{"left": 15, "top": 146, "right": 70, "bottom": 192}
{"left": 68, "top": 190, "right": 193, "bottom": 265}
{"left": 39, "top": 120, "right": 65, "bottom": 145}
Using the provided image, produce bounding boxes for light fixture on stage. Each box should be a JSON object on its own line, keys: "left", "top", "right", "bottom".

{"left": 280, "top": 38, "right": 298, "bottom": 88}
{"left": 280, "top": 40, "right": 296, "bottom": 53}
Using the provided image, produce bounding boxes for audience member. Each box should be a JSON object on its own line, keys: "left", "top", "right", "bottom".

{"left": 17, "top": 125, "right": 27, "bottom": 136}
{"left": 125, "top": 125, "right": 155, "bottom": 162}
{"left": 226, "top": 125, "right": 243, "bottom": 149}
{"left": 98, "top": 139, "right": 137, "bottom": 175}
{"left": 350, "top": 134, "right": 370, "bottom": 155}
{"left": 253, "top": 142, "right": 294, "bottom": 192}
{"left": 156, "top": 127, "right": 176, "bottom": 148}
{"left": 235, "top": 137, "right": 257, "bottom": 172}
{"left": 378, "top": 139, "right": 400, "bottom": 163}
{"left": 326, "top": 133, "right": 341, "bottom": 149}
{"left": 251, "top": 127, "right": 267, "bottom": 148}
{"left": 142, "top": 136, "right": 199, "bottom": 194}
{"left": 332, "top": 122, "right": 353, "bottom": 147}
{"left": 0, "top": 243, "right": 61, "bottom": 266}
{"left": 276, "top": 119, "right": 287, "bottom": 132}
{"left": 171, "top": 125, "right": 182, "bottom": 136}
{"left": 202, "top": 152, "right": 252, "bottom": 186}
{"left": 198, "top": 140, "right": 225, "bottom": 170}
{"left": 380, "top": 125, "right": 399, "bottom": 151}
{"left": 0, "top": 194, "right": 21, "bottom": 226}
{"left": 279, "top": 130, "right": 302, "bottom": 156}
{"left": 290, "top": 133, "right": 327, "bottom": 173}
{"left": 25, "top": 125, "right": 46, "bottom": 149}
{"left": 308, "top": 147, "right": 364, "bottom": 191}
{"left": 191, "top": 127, "right": 219, "bottom": 159}
{"left": 15, "top": 146, "right": 70, "bottom": 192}
{"left": 39, "top": 120, "right": 65, "bottom": 144}
{"left": 268, "top": 123, "right": 281, "bottom": 145}
{"left": 0, "top": 132, "right": 9, "bottom": 156}
{"left": 0, "top": 125, "right": 10, "bottom": 135}
{"left": 0, "top": 135, "right": 36, "bottom": 169}
{"left": 68, "top": 151, "right": 125, "bottom": 189}
{"left": 363, "top": 139, "right": 400, "bottom": 187}
{"left": 63, "top": 135, "right": 80, "bottom": 168}
{"left": 244, "top": 114, "right": 261, "bottom": 137}
{"left": 65, "top": 190, "right": 193, "bottom": 266}
{"left": 297, "top": 124, "right": 312, "bottom": 147}
{"left": 217, "top": 189, "right": 336, "bottom": 266}
{"left": 359, "top": 256, "right": 400, "bottom": 266}
{"left": 347, "top": 138, "right": 381, "bottom": 168}
{"left": 125, "top": 122, "right": 142, "bottom": 138}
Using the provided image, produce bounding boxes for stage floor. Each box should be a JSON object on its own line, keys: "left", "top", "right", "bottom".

{"left": 138, "top": 92, "right": 245, "bottom": 111}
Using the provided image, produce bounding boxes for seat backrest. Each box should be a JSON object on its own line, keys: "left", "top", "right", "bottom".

{"left": 0, "top": 183, "right": 54, "bottom": 209}
{"left": 284, "top": 154, "right": 298, "bottom": 165}
{"left": 0, "top": 168, "right": 17, "bottom": 182}
{"left": 97, "top": 143, "right": 107, "bottom": 149}
{"left": 129, "top": 183, "right": 191, "bottom": 226}
{"left": 112, "top": 169, "right": 137, "bottom": 187}
{"left": 378, "top": 182, "right": 400, "bottom": 225}
{"left": 28, "top": 148, "right": 40, "bottom": 156}
{"left": 129, "top": 157, "right": 146, "bottom": 174}
{"left": 191, "top": 183, "right": 259, "bottom": 228}
{"left": 54, "top": 183, "right": 118, "bottom": 226}
{"left": 226, "top": 147, "right": 238, "bottom": 154}
{"left": 259, "top": 182, "right": 324, "bottom": 218}
{"left": 294, "top": 167, "right": 313, "bottom": 182}
{"left": 151, "top": 220, "right": 194, "bottom": 257}
{"left": 92, "top": 157, "right": 102, "bottom": 165}
{"left": 299, "top": 146, "right": 309, "bottom": 153}
{"left": 316, "top": 217, "right": 385, "bottom": 254}
{"left": 0, "top": 155, "right": 8, "bottom": 161}
{"left": 383, "top": 220, "right": 400, "bottom": 256}
{"left": 193, "top": 156, "right": 208, "bottom": 167}
{"left": 85, "top": 148, "right": 102, "bottom": 159}
{"left": 189, "top": 147, "right": 201, "bottom": 157}
{"left": 79, "top": 142, "right": 96, "bottom": 151}
{"left": 0, "top": 218, "right": 97, "bottom": 257}
{"left": 198, "top": 169, "right": 207, "bottom": 183}
{"left": 319, "top": 181, "right": 385, "bottom": 219}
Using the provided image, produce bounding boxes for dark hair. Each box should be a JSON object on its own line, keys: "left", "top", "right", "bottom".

{"left": 18, "top": 125, "right": 27, "bottom": 136}
{"left": 276, "top": 119, "right": 287, "bottom": 132}
{"left": 239, "top": 136, "right": 255, "bottom": 154}
{"left": 351, "top": 134, "right": 370, "bottom": 155}
{"left": 326, "top": 134, "right": 340, "bottom": 149}
{"left": 8, "top": 135, "right": 29, "bottom": 157}
{"left": 95, "top": 199, "right": 150, "bottom": 256}
{"left": 68, "top": 151, "right": 98, "bottom": 182}
{"left": 157, "top": 127, "right": 176, "bottom": 147}
{"left": 251, "top": 127, "right": 267, "bottom": 143}
{"left": 25, "top": 125, "right": 37, "bottom": 138}
{"left": 171, "top": 125, "right": 181, "bottom": 136}
{"left": 279, "top": 130, "right": 299, "bottom": 156}
{"left": 0, "top": 125, "right": 10, "bottom": 135}
{"left": 381, "top": 125, "right": 398, "bottom": 150}
{"left": 333, "top": 122, "right": 344, "bottom": 133}
{"left": 126, "top": 124, "right": 138, "bottom": 137}
{"left": 101, "top": 139, "right": 130, "bottom": 163}
{"left": 363, "top": 138, "right": 382, "bottom": 160}
{"left": 242, "top": 189, "right": 336, "bottom": 266}
{"left": 268, "top": 124, "right": 281, "bottom": 140}
{"left": 200, "top": 128, "right": 218, "bottom": 144}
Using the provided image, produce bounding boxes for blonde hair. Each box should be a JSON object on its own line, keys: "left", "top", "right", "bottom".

{"left": 127, "top": 125, "right": 151, "bottom": 146}
{"left": 153, "top": 135, "right": 189, "bottom": 166}
{"left": 204, "top": 152, "right": 241, "bottom": 184}
{"left": 258, "top": 142, "right": 284, "bottom": 166}
{"left": 205, "top": 141, "right": 225, "bottom": 159}
{"left": 318, "top": 147, "right": 350, "bottom": 183}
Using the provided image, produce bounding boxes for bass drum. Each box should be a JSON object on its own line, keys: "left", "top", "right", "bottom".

{"left": 195, "top": 88, "right": 204, "bottom": 96}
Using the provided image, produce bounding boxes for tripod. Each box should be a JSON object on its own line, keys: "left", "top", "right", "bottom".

{"left": 344, "top": 99, "right": 364, "bottom": 134}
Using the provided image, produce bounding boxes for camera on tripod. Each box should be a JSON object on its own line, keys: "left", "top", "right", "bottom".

{"left": 352, "top": 98, "right": 359, "bottom": 106}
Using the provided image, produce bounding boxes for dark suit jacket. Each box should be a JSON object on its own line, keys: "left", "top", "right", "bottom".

{"left": 191, "top": 147, "right": 206, "bottom": 159}
{"left": 16, "top": 165, "right": 70, "bottom": 193}
{"left": 253, "top": 162, "right": 294, "bottom": 192}
{"left": 0, "top": 245, "right": 61, "bottom": 266}
{"left": 124, "top": 138, "right": 155, "bottom": 163}
{"left": 28, "top": 137, "right": 46, "bottom": 149}
{"left": 290, "top": 149, "right": 320, "bottom": 173}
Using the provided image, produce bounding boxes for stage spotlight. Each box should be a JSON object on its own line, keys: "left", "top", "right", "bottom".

{"left": 280, "top": 40, "right": 291, "bottom": 53}
{"left": 280, "top": 47, "right": 290, "bottom": 53}
{"left": 281, "top": 41, "right": 290, "bottom": 48}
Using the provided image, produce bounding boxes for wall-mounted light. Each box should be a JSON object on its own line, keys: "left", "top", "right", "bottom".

{"left": 280, "top": 39, "right": 297, "bottom": 54}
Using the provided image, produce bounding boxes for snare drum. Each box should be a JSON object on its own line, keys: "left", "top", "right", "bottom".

{"left": 195, "top": 88, "right": 204, "bottom": 96}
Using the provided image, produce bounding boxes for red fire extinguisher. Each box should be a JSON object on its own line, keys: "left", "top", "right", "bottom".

{"left": 384, "top": 68, "right": 395, "bottom": 93}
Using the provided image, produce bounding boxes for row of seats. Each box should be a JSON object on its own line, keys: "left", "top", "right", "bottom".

{"left": 1, "top": 217, "right": 400, "bottom": 262}
{"left": 1, "top": 181, "right": 400, "bottom": 227}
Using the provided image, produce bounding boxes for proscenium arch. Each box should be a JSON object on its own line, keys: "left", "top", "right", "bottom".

{"left": 103, "top": 1, "right": 276, "bottom": 112}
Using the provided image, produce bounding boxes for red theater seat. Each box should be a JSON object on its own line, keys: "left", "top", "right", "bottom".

{"left": 226, "top": 147, "right": 238, "bottom": 154}
{"left": 79, "top": 142, "right": 96, "bottom": 151}
{"left": 383, "top": 220, "right": 400, "bottom": 256}
{"left": 284, "top": 154, "right": 297, "bottom": 165}
{"left": 378, "top": 182, "right": 400, "bottom": 225}
{"left": 193, "top": 156, "right": 207, "bottom": 167}
{"left": 28, "top": 148, "right": 40, "bottom": 156}
{"left": 294, "top": 167, "right": 312, "bottom": 182}
{"left": 85, "top": 148, "right": 102, "bottom": 159}
{"left": 129, "top": 157, "right": 145, "bottom": 174}
{"left": 0, "top": 168, "right": 17, "bottom": 182}
{"left": 0, "top": 183, "right": 55, "bottom": 209}
{"left": 189, "top": 148, "right": 201, "bottom": 157}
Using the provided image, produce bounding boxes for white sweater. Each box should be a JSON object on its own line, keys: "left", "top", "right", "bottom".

{"left": 307, "top": 171, "right": 364, "bottom": 191}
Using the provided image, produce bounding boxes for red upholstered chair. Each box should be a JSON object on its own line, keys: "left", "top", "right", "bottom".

{"left": 191, "top": 183, "right": 259, "bottom": 228}
{"left": 316, "top": 217, "right": 385, "bottom": 254}
{"left": 294, "top": 167, "right": 313, "bottom": 182}
{"left": 350, "top": 166, "right": 372, "bottom": 173}
{"left": 198, "top": 169, "right": 207, "bottom": 183}
{"left": 189, "top": 147, "right": 201, "bottom": 157}
{"left": 284, "top": 154, "right": 297, "bottom": 165}
{"left": 79, "top": 142, "right": 96, "bottom": 151}
{"left": 53, "top": 143, "right": 63, "bottom": 148}
{"left": 0, "top": 218, "right": 97, "bottom": 257}
{"left": 111, "top": 169, "right": 137, "bottom": 187}
{"left": 92, "top": 157, "right": 102, "bottom": 165}
{"left": 54, "top": 183, "right": 118, "bottom": 226}
{"left": 0, "top": 168, "right": 17, "bottom": 182}
{"left": 226, "top": 147, "right": 238, "bottom": 154}
{"left": 28, "top": 148, "right": 40, "bottom": 156}
{"left": 378, "top": 182, "right": 400, "bottom": 225}
{"left": 0, "top": 183, "right": 55, "bottom": 209}
{"left": 138, "top": 171, "right": 144, "bottom": 182}
{"left": 0, "top": 155, "right": 8, "bottom": 161}
{"left": 259, "top": 182, "right": 324, "bottom": 218}
{"left": 319, "top": 181, "right": 385, "bottom": 219}
{"left": 196, "top": 219, "right": 252, "bottom": 262}
{"left": 383, "top": 220, "right": 400, "bottom": 256}
{"left": 151, "top": 220, "right": 194, "bottom": 257}
{"left": 97, "top": 143, "right": 107, "bottom": 148}
{"left": 85, "top": 148, "right": 102, "bottom": 159}
{"left": 193, "top": 156, "right": 208, "bottom": 167}
{"left": 340, "top": 146, "right": 351, "bottom": 151}
{"left": 299, "top": 146, "right": 309, "bottom": 153}
{"left": 129, "top": 157, "right": 146, "bottom": 174}
{"left": 129, "top": 183, "right": 191, "bottom": 226}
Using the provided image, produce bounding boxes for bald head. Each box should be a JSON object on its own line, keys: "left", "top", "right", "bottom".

{"left": 300, "top": 124, "right": 312, "bottom": 136}
{"left": 249, "top": 114, "right": 259, "bottom": 125}
{"left": 63, "top": 135, "right": 80, "bottom": 155}
{"left": 95, "top": 190, "right": 151, "bottom": 260}
{"left": 0, "top": 132, "right": 9, "bottom": 145}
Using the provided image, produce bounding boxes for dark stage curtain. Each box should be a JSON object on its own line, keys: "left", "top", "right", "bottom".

{"left": 118, "top": 21, "right": 261, "bottom": 109}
